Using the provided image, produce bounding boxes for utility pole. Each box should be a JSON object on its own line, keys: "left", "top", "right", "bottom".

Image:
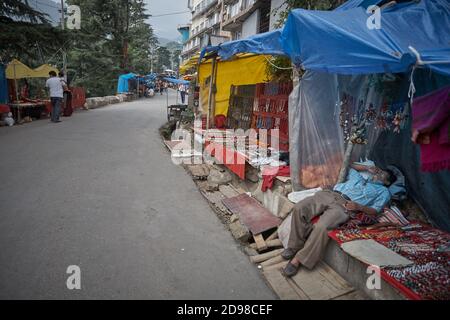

{"left": 60, "top": 0, "right": 67, "bottom": 79}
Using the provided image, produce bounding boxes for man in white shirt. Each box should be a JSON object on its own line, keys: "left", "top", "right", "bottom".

{"left": 46, "top": 71, "right": 65, "bottom": 123}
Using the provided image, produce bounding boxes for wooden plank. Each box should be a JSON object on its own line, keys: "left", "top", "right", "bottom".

{"left": 286, "top": 278, "right": 311, "bottom": 300}
{"left": 253, "top": 234, "right": 268, "bottom": 252}
{"left": 250, "top": 239, "right": 283, "bottom": 250}
{"left": 267, "top": 229, "right": 279, "bottom": 241}
{"left": 219, "top": 185, "right": 239, "bottom": 198}
{"left": 203, "top": 191, "right": 229, "bottom": 213}
{"left": 249, "top": 248, "right": 284, "bottom": 264}
{"left": 290, "top": 262, "right": 354, "bottom": 300}
{"left": 263, "top": 261, "right": 288, "bottom": 272}
{"left": 260, "top": 255, "right": 285, "bottom": 268}
{"left": 263, "top": 269, "right": 302, "bottom": 300}
{"left": 222, "top": 194, "right": 281, "bottom": 235}
{"left": 332, "top": 290, "right": 368, "bottom": 300}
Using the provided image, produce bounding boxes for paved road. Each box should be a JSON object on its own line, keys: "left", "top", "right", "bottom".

{"left": 0, "top": 91, "right": 276, "bottom": 300}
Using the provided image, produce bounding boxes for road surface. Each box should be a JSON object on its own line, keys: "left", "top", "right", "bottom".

{"left": 0, "top": 91, "right": 276, "bottom": 300}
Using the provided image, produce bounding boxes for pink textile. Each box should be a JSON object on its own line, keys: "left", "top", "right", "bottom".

{"left": 412, "top": 86, "right": 450, "bottom": 172}
{"left": 261, "top": 166, "right": 290, "bottom": 192}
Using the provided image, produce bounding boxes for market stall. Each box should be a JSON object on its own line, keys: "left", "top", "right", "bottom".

{"left": 5, "top": 59, "right": 59, "bottom": 123}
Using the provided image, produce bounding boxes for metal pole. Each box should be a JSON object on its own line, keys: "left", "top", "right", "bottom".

{"left": 206, "top": 57, "right": 217, "bottom": 130}
{"left": 13, "top": 63, "right": 20, "bottom": 123}
{"left": 61, "top": 1, "right": 67, "bottom": 79}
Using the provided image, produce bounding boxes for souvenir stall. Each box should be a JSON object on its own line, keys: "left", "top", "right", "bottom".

{"left": 196, "top": 53, "right": 285, "bottom": 179}
{"left": 197, "top": 0, "right": 450, "bottom": 300}
{"left": 280, "top": 0, "right": 450, "bottom": 300}
{"left": 5, "top": 59, "right": 59, "bottom": 123}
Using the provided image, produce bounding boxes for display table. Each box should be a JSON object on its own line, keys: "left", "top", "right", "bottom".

{"left": 9, "top": 102, "right": 47, "bottom": 121}
{"left": 0, "top": 104, "right": 10, "bottom": 114}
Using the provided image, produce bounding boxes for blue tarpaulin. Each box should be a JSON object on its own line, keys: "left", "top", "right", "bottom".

{"left": 117, "top": 73, "right": 137, "bottom": 93}
{"left": 199, "top": 0, "right": 450, "bottom": 76}
{"left": 281, "top": 0, "right": 450, "bottom": 75}
{"left": 163, "top": 77, "right": 190, "bottom": 85}
{"left": 0, "top": 64, "right": 8, "bottom": 103}
{"left": 199, "top": 29, "right": 286, "bottom": 62}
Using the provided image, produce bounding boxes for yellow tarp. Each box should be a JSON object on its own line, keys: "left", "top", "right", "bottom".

{"left": 180, "top": 54, "right": 200, "bottom": 75}
{"left": 6, "top": 59, "right": 58, "bottom": 79}
{"left": 198, "top": 54, "right": 269, "bottom": 116}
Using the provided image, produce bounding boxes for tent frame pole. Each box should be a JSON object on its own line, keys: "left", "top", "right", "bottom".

{"left": 13, "top": 63, "right": 20, "bottom": 123}
{"left": 206, "top": 57, "right": 217, "bottom": 130}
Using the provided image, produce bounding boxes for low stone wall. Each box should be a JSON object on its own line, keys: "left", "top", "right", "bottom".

{"left": 85, "top": 93, "right": 135, "bottom": 110}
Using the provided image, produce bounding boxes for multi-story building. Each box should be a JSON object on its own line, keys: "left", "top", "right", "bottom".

{"left": 180, "top": 0, "right": 287, "bottom": 64}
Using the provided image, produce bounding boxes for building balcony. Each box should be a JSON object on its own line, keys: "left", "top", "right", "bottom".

{"left": 222, "top": 1, "right": 261, "bottom": 31}
{"left": 192, "top": 0, "right": 219, "bottom": 19}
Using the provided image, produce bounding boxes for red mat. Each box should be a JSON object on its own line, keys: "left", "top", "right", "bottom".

{"left": 328, "top": 223, "right": 450, "bottom": 300}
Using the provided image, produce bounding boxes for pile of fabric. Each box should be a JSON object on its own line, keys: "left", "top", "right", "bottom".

{"left": 329, "top": 211, "right": 450, "bottom": 300}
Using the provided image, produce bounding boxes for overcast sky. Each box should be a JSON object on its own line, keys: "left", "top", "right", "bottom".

{"left": 145, "top": 0, "right": 191, "bottom": 41}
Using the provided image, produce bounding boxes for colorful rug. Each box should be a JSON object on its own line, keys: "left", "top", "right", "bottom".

{"left": 329, "top": 216, "right": 450, "bottom": 300}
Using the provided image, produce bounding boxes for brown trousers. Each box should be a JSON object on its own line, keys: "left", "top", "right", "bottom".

{"left": 288, "top": 190, "right": 349, "bottom": 269}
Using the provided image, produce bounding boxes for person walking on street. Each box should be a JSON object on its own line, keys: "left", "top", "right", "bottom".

{"left": 179, "top": 83, "right": 187, "bottom": 104}
{"left": 46, "top": 71, "right": 66, "bottom": 123}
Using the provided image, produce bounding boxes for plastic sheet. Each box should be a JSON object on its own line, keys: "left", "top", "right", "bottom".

{"left": 290, "top": 69, "right": 450, "bottom": 232}
{"left": 289, "top": 71, "right": 344, "bottom": 190}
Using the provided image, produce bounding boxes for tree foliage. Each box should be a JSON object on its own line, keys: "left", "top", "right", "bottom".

{"left": 66, "top": 0, "right": 159, "bottom": 97}
{"left": 0, "top": 0, "right": 65, "bottom": 66}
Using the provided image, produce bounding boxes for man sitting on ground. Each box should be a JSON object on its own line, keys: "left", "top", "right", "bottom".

{"left": 282, "top": 164, "right": 396, "bottom": 277}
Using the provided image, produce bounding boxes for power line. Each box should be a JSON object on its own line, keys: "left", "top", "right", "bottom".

{"left": 149, "top": 10, "right": 191, "bottom": 18}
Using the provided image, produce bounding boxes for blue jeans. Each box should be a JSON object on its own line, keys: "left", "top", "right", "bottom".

{"left": 51, "top": 97, "right": 62, "bottom": 122}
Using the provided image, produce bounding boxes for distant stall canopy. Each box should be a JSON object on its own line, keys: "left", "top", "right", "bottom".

{"left": 117, "top": 73, "right": 137, "bottom": 93}
{"left": 6, "top": 59, "right": 58, "bottom": 79}
{"left": 199, "top": 29, "right": 286, "bottom": 62}
{"left": 281, "top": 0, "right": 450, "bottom": 75}
{"left": 163, "top": 78, "right": 190, "bottom": 85}
{"left": 180, "top": 54, "right": 200, "bottom": 75}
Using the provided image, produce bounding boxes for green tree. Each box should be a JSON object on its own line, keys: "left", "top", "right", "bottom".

{"left": 155, "top": 46, "right": 171, "bottom": 73}
{"left": 66, "top": 0, "right": 157, "bottom": 97}
{"left": 0, "top": 0, "right": 65, "bottom": 66}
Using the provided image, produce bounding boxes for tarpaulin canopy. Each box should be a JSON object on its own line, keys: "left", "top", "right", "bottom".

{"left": 5, "top": 59, "right": 58, "bottom": 79}
{"left": 199, "top": 29, "right": 286, "bottom": 62}
{"left": 0, "top": 64, "right": 8, "bottom": 103}
{"left": 282, "top": 0, "right": 450, "bottom": 75}
{"left": 163, "top": 77, "right": 190, "bottom": 85}
{"left": 117, "top": 73, "right": 137, "bottom": 93}
{"left": 198, "top": 54, "right": 268, "bottom": 116}
{"left": 180, "top": 54, "right": 200, "bottom": 75}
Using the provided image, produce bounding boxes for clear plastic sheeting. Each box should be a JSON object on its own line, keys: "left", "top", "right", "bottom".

{"left": 289, "top": 71, "right": 344, "bottom": 190}
{"left": 290, "top": 71, "right": 404, "bottom": 190}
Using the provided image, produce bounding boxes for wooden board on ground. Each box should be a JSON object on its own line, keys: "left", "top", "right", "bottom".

{"left": 262, "top": 261, "right": 356, "bottom": 300}
{"left": 222, "top": 194, "right": 281, "bottom": 235}
{"left": 219, "top": 185, "right": 240, "bottom": 198}
{"left": 202, "top": 191, "right": 229, "bottom": 213}
{"left": 263, "top": 269, "right": 304, "bottom": 300}
{"left": 332, "top": 290, "right": 368, "bottom": 300}
{"left": 290, "top": 261, "right": 354, "bottom": 300}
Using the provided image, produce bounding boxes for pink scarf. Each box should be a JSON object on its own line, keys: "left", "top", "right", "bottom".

{"left": 412, "top": 86, "right": 450, "bottom": 172}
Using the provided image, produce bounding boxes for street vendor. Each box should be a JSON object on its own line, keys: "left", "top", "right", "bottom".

{"left": 282, "top": 164, "right": 396, "bottom": 277}
{"left": 46, "top": 71, "right": 67, "bottom": 123}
